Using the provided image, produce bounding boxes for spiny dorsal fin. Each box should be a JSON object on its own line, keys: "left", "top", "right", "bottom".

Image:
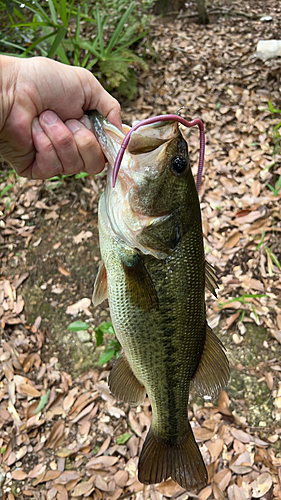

{"left": 108, "top": 351, "right": 146, "bottom": 405}
{"left": 205, "top": 260, "right": 219, "bottom": 297}
{"left": 138, "top": 425, "right": 208, "bottom": 491}
{"left": 92, "top": 260, "right": 108, "bottom": 306}
{"left": 193, "top": 324, "right": 230, "bottom": 401}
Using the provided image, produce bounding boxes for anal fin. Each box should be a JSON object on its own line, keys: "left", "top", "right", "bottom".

{"left": 205, "top": 260, "right": 219, "bottom": 298}
{"left": 108, "top": 351, "right": 146, "bottom": 405}
{"left": 193, "top": 324, "right": 230, "bottom": 401}
{"left": 138, "top": 424, "right": 208, "bottom": 491}
{"left": 92, "top": 260, "right": 108, "bottom": 306}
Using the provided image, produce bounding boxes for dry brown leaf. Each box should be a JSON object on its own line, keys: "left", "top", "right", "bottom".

{"left": 198, "top": 485, "right": 213, "bottom": 500}
{"left": 193, "top": 426, "right": 215, "bottom": 442}
{"left": 251, "top": 180, "right": 261, "bottom": 197}
{"left": 230, "top": 464, "right": 253, "bottom": 474}
{"left": 212, "top": 483, "right": 225, "bottom": 500}
{"left": 113, "top": 470, "right": 129, "bottom": 488}
{"left": 45, "top": 419, "right": 65, "bottom": 449}
{"left": 224, "top": 231, "right": 241, "bottom": 249}
{"left": 230, "top": 428, "right": 251, "bottom": 443}
{"left": 28, "top": 463, "right": 46, "bottom": 478}
{"left": 71, "top": 479, "right": 95, "bottom": 497}
{"left": 208, "top": 439, "right": 224, "bottom": 461}
{"left": 96, "top": 436, "right": 111, "bottom": 457}
{"left": 95, "top": 475, "right": 109, "bottom": 491}
{"left": 229, "top": 149, "right": 239, "bottom": 162}
{"left": 73, "top": 231, "right": 93, "bottom": 244}
{"left": 265, "top": 372, "right": 274, "bottom": 391}
{"left": 213, "top": 469, "right": 231, "bottom": 492}
{"left": 155, "top": 478, "right": 182, "bottom": 496}
{"left": 39, "top": 470, "right": 61, "bottom": 483}
{"left": 86, "top": 455, "right": 119, "bottom": 468}
{"left": 227, "top": 484, "right": 247, "bottom": 500}
{"left": 11, "top": 470, "right": 28, "bottom": 480}
{"left": 53, "top": 471, "right": 81, "bottom": 484}
{"left": 17, "top": 384, "right": 41, "bottom": 398}
{"left": 251, "top": 472, "right": 272, "bottom": 498}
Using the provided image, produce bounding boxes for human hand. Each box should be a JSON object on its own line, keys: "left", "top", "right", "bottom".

{"left": 0, "top": 55, "right": 122, "bottom": 179}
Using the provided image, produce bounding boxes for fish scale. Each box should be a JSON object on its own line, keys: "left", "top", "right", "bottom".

{"left": 90, "top": 111, "right": 230, "bottom": 491}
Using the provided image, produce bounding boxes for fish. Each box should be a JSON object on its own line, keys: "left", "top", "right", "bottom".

{"left": 89, "top": 110, "right": 230, "bottom": 491}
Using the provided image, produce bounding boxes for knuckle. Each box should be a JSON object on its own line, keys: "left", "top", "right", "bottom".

{"left": 56, "top": 132, "right": 73, "bottom": 150}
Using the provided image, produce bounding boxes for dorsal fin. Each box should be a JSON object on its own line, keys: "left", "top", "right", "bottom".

{"left": 205, "top": 260, "right": 219, "bottom": 297}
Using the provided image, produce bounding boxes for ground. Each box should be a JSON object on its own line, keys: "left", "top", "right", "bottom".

{"left": 1, "top": 1, "right": 281, "bottom": 499}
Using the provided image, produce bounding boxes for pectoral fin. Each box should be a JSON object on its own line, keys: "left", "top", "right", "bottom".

{"left": 193, "top": 324, "right": 229, "bottom": 401}
{"left": 205, "top": 260, "right": 219, "bottom": 297}
{"left": 108, "top": 351, "right": 146, "bottom": 405}
{"left": 122, "top": 254, "right": 159, "bottom": 312}
{"left": 92, "top": 260, "right": 108, "bottom": 306}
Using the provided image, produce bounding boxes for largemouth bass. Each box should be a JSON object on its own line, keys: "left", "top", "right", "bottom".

{"left": 89, "top": 111, "right": 229, "bottom": 491}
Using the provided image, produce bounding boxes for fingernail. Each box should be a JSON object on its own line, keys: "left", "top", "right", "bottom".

{"left": 80, "top": 115, "right": 92, "bottom": 130}
{"left": 41, "top": 110, "right": 58, "bottom": 126}
{"left": 66, "top": 120, "right": 82, "bottom": 133}
{"left": 32, "top": 117, "right": 43, "bottom": 132}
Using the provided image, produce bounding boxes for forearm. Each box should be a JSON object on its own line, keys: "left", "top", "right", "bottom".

{"left": 0, "top": 55, "right": 20, "bottom": 135}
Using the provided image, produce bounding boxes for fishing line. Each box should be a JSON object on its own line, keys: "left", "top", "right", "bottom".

{"left": 113, "top": 114, "right": 205, "bottom": 192}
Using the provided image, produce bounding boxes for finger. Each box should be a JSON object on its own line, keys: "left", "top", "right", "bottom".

{"left": 30, "top": 117, "right": 62, "bottom": 179}
{"left": 81, "top": 70, "right": 122, "bottom": 130}
{"left": 39, "top": 110, "right": 84, "bottom": 175}
{"left": 65, "top": 116, "right": 105, "bottom": 175}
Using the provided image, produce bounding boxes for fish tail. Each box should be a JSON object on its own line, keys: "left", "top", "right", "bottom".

{"left": 138, "top": 424, "right": 208, "bottom": 491}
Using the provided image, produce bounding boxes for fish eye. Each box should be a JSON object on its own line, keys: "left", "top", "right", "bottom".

{"left": 171, "top": 155, "right": 188, "bottom": 175}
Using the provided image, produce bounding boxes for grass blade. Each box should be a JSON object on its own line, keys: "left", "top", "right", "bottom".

{"left": 106, "top": 2, "right": 135, "bottom": 55}
{"left": 96, "top": 8, "right": 105, "bottom": 57}
{"left": 21, "top": 31, "right": 57, "bottom": 56}
{"left": 74, "top": 5, "right": 81, "bottom": 66}
{"left": 47, "top": 0, "right": 58, "bottom": 24}
{"left": 56, "top": 44, "right": 70, "bottom": 65}
{"left": 47, "top": 25, "right": 67, "bottom": 59}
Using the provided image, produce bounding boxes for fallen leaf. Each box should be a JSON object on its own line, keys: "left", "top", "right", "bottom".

{"left": 11, "top": 470, "right": 27, "bottom": 480}
{"left": 251, "top": 472, "right": 272, "bottom": 498}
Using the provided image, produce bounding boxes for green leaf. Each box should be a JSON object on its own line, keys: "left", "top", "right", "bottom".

{"left": 106, "top": 2, "right": 135, "bottom": 55}
{"left": 0, "top": 184, "right": 14, "bottom": 197}
{"left": 116, "top": 433, "right": 133, "bottom": 444}
{"left": 47, "top": 26, "right": 67, "bottom": 58}
{"left": 74, "top": 172, "right": 89, "bottom": 179}
{"left": 68, "top": 320, "right": 89, "bottom": 331}
{"left": 35, "top": 389, "right": 50, "bottom": 414}
{"left": 98, "top": 347, "right": 116, "bottom": 365}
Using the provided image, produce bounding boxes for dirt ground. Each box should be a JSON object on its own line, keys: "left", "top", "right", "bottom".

{"left": 1, "top": 0, "right": 281, "bottom": 499}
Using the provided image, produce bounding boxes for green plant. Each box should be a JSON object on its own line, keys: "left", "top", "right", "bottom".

{"left": 67, "top": 320, "right": 90, "bottom": 331}
{"left": 219, "top": 293, "right": 266, "bottom": 324}
{"left": 95, "top": 321, "right": 121, "bottom": 365}
{"left": 254, "top": 231, "right": 281, "bottom": 272}
{"left": 267, "top": 174, "right": 281, "bottom": 196}
{"left": 1, "top": 0, "right": 150, "bottom": 98}
{"left": 268, "top": 99, "right": 281, "bottom": 155}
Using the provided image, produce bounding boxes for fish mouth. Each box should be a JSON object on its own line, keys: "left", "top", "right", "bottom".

{"left": 87, "top": 111, "right": 179, "bottom": 181}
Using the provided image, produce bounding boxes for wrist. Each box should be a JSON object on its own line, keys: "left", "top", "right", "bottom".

{"left": 0, "top": 55, "right": 20, "bottom": 133}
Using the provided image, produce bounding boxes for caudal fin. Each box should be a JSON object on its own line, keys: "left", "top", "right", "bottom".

{"left": 138, "top": 425, "right": 208, "bottom": 491}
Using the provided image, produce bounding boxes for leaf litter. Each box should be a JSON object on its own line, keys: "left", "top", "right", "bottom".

{"left": 1, "top": 0, "right": 281, "bottom": 498}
